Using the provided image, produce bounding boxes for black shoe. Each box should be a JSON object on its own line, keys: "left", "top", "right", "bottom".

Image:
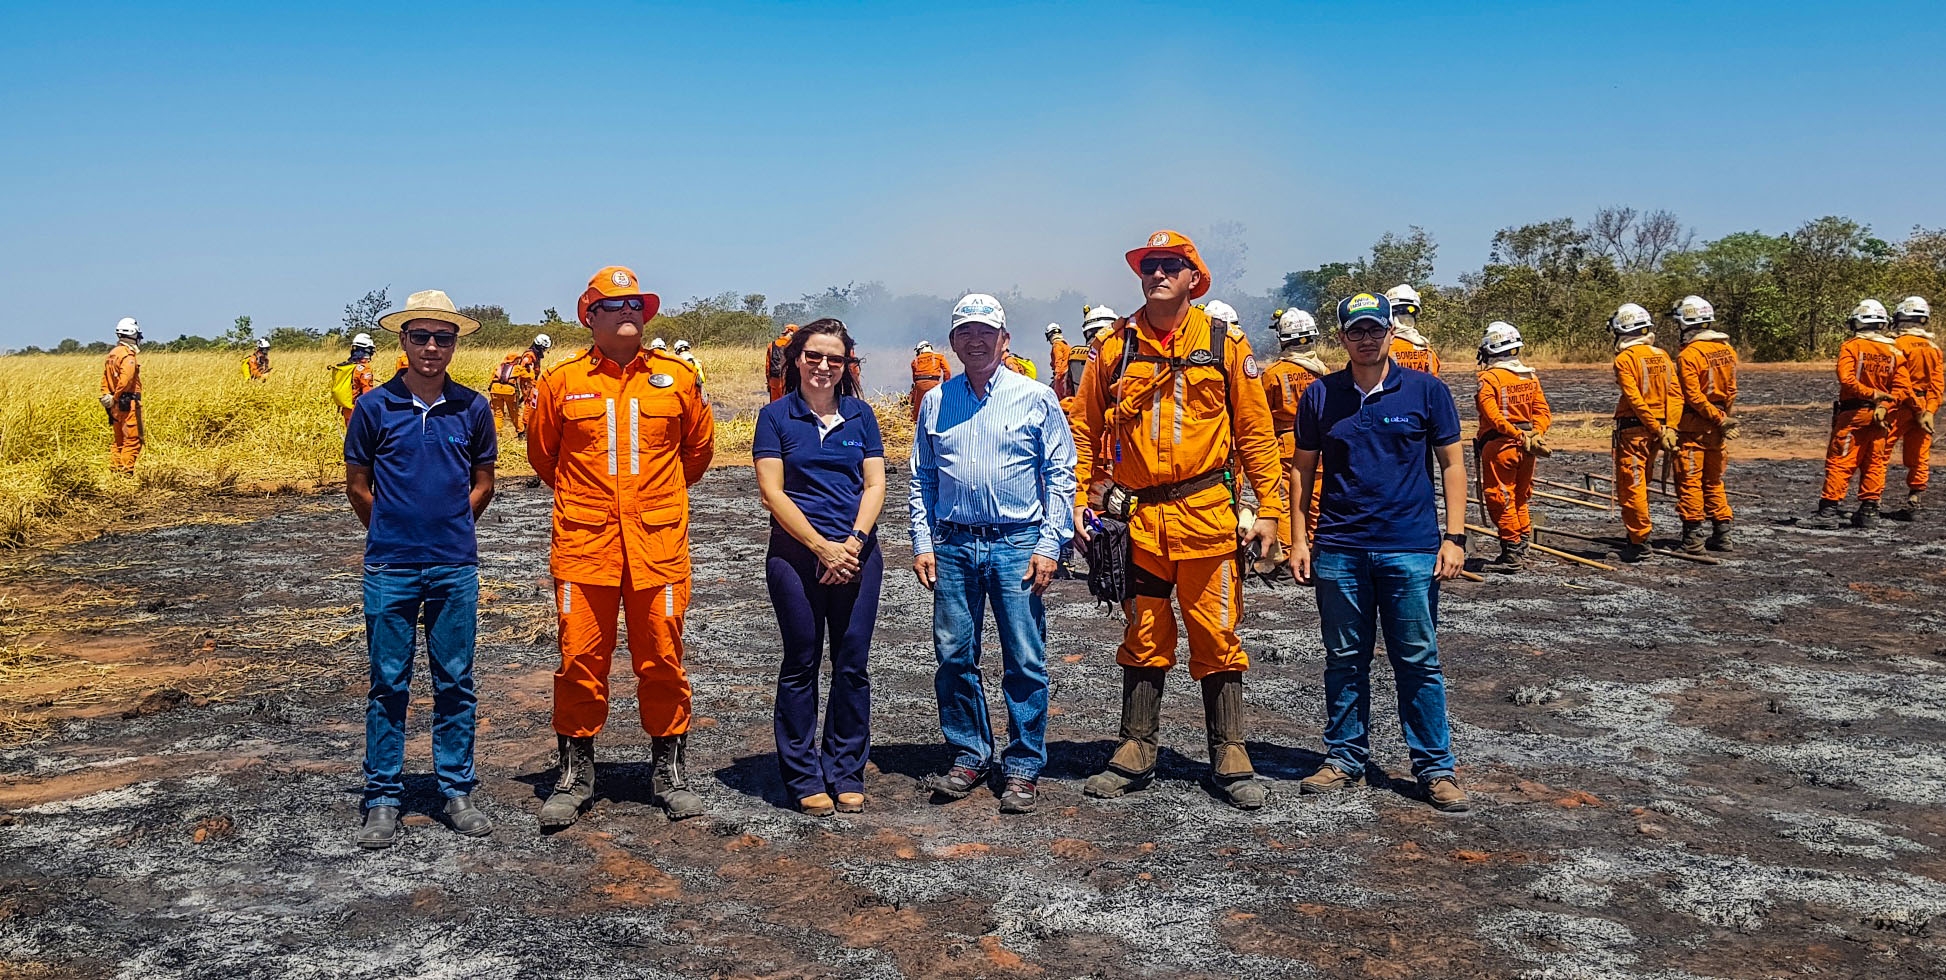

{"left": 1616, "top": 541, "right": 1651, "bottom": 563}
{"left": 443, "top": 794, "right": 492, "bottom": 838}
{"left": 998, "top": 776, "right": 1038, "bottom": 814}
{"left": 1705, "top": 521, "right": 1733, "bottom": 552}
{"left": 1815, "top": 499, "right": 1842, "bottom": 520}
{"left": 357, "top": 805, "right": 401, "bottom": 850}
{"left": 1852, "top": 500, "right": 1880, "bottom": 529}
{"left": 925, "top": 764, "right": 986, "bottom": 801}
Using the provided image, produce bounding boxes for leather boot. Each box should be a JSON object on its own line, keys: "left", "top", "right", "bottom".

{"left": 1815, "top": 498, "right": 1842, "bottom": 519}
{"left": 1485, "top": 537, "right": 1523, "bottom": 570}
{"left": 1852, "top": 499, "right": 1880, "bottom": 529}
{"left": 1705, "top": 520, "right": 1733, "bottom": 552}
{"left": 1679, "top": 521, "right": 1706, "bottom": 555}
{"left": 1084, "top": 666, "right": 1165, "bottom": 798}
{"left": 651, "top": 734, "right": 706, "bottom": 820}
{"left": 538, "top": 734, "right": 595, "bottom": 829}
{"left": 1202, "top": 671, "right": 1268, "bottom": 810}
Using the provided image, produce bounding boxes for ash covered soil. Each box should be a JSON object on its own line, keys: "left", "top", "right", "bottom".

{"left": 5, "top": 367, "right": 1946, "bottom": 979}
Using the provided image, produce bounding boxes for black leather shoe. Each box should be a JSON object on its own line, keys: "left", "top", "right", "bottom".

{"left": 443, "top": 794, "right": 493, "bottom": 838}
{"left": 357, "top": 805, "right": 401, "bottom": 850}
{"left": 998, "top": 776, "right": 1038, "bottom": 814}
{"left": 925, "top": 765, "right": 986, "bottom": 801}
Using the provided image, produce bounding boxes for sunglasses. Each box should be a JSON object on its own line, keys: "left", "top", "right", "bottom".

{"left": 1139, "top": 256, "right": 1195, "bottom": 276}
{"left": 592, "top": 297, "right": 646, "bottom": 312}
{"left": 800, "top": 350, "right": 857, "bottom": 367}
{"left": 405, "top": 329, "right": 459, "bottom": 348}
{"left": 1339, "top": 323, "right": 1389, "bottom": 341}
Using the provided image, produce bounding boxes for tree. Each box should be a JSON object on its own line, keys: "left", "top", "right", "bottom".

{"left": 741, "top": 294, "right": 767, "bottom": 316}
{"left": 1279, "top": 262, "right": 1354, "bottom": 313}
{"left": 1590, "top": 207, "right": 1693, "bottom": 273}
{"left": 540, "top": 307, "right": 565, "bottom": 326}
{"left": 343, "top": 287, "right": 390, "bottom": 334}
{"left": 223, "top": 315, "right": 254, "bottom": 347}
{"left": 1777, "top": 217, "right": 1878, "bottom": 354}
{"left": 458, "top": 304, "right": 508, "bottom": 325}
{"left": 1366, "top": 226, "right": 1438, "bottom": 289}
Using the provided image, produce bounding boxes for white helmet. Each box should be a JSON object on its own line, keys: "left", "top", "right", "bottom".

{"left": 1044, "top": 322, "right": 1063, "bottom": 341}
{"left": 1082, "top": 305, "right": 1117, "bottom": 327}
{"left": 1203, "top": 300, "right": 1239, "bottom": 326}
{"left": 673, "top": 339, "right": 692, "bottom": 354}
{"left": 1849, "top": 299, "right": 1890, "bottom": 329}
{"left": 351, "top": 332, "right": 376, "bottom": 349}
{"left": 1895, "top": 296, "right": 1932, "bottom": 323}
{"left": 1275, "top": 308, "right": 1319, "bottom": 345}
{"left": 649, "top": 337, "right": 668, "bottom": 350}
{"left": 114, "top": 317, "right": 141, "bottom": 339}
{"left": 256, "top": 337, "right": 271, "bottom": 349}
{"left": 1480, "top": 320, "right": 1523, "bottom": 358}
{"left": 914, "top": 340, "right": 933, "bottom": 354}
{"left": 533, "top": 333, "right": 553, "bottom": 350}
{"left": 1384, "top": 285, "right": 1422, "bottom": 317}
{"left": 1671, "top": 295, "right": 1716, "bottom": 328}
{"left": 1608, "top": 302, "right": 1654, "bottom": 337}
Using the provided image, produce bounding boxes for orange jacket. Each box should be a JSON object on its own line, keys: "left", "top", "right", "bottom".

{"left": 1475, "top": 366, "right": 1551, "bottom": 443}
{"left": 394, "top": 352, "right": 410, "bottom": 375}
{"left": 101, "top": 343, "right": 141, "bottom": 398}
{"left": 350, "top": 360, "right": 377, "bottom": 399}
{"left": 1390, "top": 337, "right": 1440, "bottom": 376}
{"left": 244, "top": 352, "right": 271, "bottom": 380}
{"left": 1895, "top": 334, "right": 1943, "bottom": 415}
{"left": 910, "top": 351, "right": 952, "bottom": 385}
{"left": 528, "top": 346, "right": 715, "bottom": 588}
{"left": 1612, "top": 342, "right": 1682, "bottom": 433}
{"left": 1676, "top": 338, "right": 1739, "bottom": 432}
{"left": 1260, "top": 355, "right": 1324, "bottom": 457}
{"left": 766, "top": 332, "right": 793, "bottom": 401}
{"left": 1048, "top": 338, "right": 1073, "bottom": 397}
{"left": 1837, "top": 335, "right": 1910, "bottom": 410}
{"left": 1071, "top": 306, "right": 1285, "bottom": 559}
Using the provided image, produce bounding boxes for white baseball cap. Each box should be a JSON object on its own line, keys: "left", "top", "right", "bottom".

{"left": 951, "top": 293, "right": 1006, "bottom": 332}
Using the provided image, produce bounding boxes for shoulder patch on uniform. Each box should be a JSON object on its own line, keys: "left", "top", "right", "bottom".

{"left": 1243, "top": 354, "right": 1262, "bottom": 379}
{"left": 1227, "top": 325, "right": 1247, "bottom": 341}
{"left": 649, "top": 373, "right": 675, "bottom": 388}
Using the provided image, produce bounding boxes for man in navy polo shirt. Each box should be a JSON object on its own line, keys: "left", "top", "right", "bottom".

{"left": 1288, "top": 291, "right": 1472, "bottom": 812}
{"left": 345, "top": 289, "right": 500, "bottom": 848}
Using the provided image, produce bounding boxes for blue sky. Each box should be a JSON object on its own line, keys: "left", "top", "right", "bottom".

{"left": 2, "top": 1, "right": 1941, "bottom": 348}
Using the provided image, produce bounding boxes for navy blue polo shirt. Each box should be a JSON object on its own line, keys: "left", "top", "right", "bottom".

{"left": 752, "top": 391, "right": 885, "bottom": 541}
{"left": 344, "top": 376, "right": 498, "bottom": 565}
{"left": 1294, "top": 364, "right": 1461, "bottom": 553}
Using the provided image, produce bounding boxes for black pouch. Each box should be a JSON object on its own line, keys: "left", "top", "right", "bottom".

{"left": 1084, "top": 515, "right": 1136, "bottom": 605}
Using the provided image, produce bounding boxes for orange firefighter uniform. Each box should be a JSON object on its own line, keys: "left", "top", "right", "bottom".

{"left": 1674, "top": 335, "right": 1739, "bottom": 524}
{"left": 1003, "top": 351, "right": 1037, "bottom": 380}
{"left": 338, "top": 359, "right": 378, "bottom": 424}
{"left": 765, "top": 325, "right": 798, "bottom": 402}
{"left": 1884, "top": 332, "right": 1942, "bottom": 498}
{"left": 1058, "top": 343, "right": 1091, "bottom": 417}
{"left": 243, "top": 351, "right": 271, "bottom": 381}
{"left": 1260, "top": 351, "right": 1328, "bottom": 550}
{"left": 1822, "top": 335, "right": 1911, "bottom": 504}
{"left": 528, "top": 346, "right": 715, "bottom": 739}
{"left": 908, "top": 349, "right": 952, "bottom": 420}
{"left": 1048, "top": 335, "right": 1074, "bottom": 398}
{"left": 101, "top": 341, "right": 143, "bottom": 472}
{"left": 1612, "top": 341, "right": 1683, "bottom": 544}
{"left": 1390, "top": 336, "right": 1440, "bottom": 376}
{"left": 1475, "top": 364, "right": 1552, "bottom": 543}
{"left": 1072, "top": 306, "right": 1285, "bottom": 679}
{"left": 394, "top": 351, "right": 410, "bottom": 376}
{"left": 488, "top": 348, "right": 540, "bottom": 436}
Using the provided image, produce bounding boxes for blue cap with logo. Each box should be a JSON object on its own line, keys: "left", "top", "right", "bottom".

{"left": 1336, "top": 292, "right": 1392, "bottom": 329}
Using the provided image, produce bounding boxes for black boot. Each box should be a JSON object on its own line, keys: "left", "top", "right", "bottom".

{"left": 651, "top": 734, "right": 706, "bottom": 820}
{"left": 1485, "top": 537, "right": 1524, "bottom": 570}
{"left": 1616, "top": 540, "right": 1651, "bottom": 563}
{"left": 1679, "top": 521, "right": 1706, "bottom": 555}
{"left": 1084, "top": 666, "right": 1165, "bottom": 798}
{"left": 539, "top": 735, "right": 595, "bottom": 829}
{"left": 1852, "top": 499, "right": 1880, "bottom": 529}
{"left": 1816, "top": 498, "right": 1842, "bottom": 519}
{"left": 1705, "top": 520, "right": 1733, "bottom": 552}
{"left": 1202, "top": 671, "right": 1267, "bottom": 810}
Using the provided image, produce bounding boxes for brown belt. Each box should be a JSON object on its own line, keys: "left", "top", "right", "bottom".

{"left": 913, "top": 375, "right": 943, "bottom": 383}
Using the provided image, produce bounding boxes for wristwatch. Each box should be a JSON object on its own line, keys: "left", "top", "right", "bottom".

{"left": 849, "top": 529, "right": 872, "bottom": 544}
{"left": 1443, "top": 532, "right": 1466, "bottom": 548}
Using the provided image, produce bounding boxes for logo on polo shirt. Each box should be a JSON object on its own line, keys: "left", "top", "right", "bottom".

{"left": 1382, "top": 416, "right": 1412, "bottom": 424}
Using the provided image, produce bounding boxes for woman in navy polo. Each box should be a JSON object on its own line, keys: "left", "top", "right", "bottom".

{"left": 753, "top": 318, "right": 886, "bottom": 815}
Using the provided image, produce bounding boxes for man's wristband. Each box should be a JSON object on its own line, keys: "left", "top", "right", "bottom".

{"left": 1443, "top": 532, "right": 1466, "bottom": 548}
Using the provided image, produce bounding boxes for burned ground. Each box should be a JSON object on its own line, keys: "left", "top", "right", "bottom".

{"left": 3, "top": 366, "right": 1945, "bottom": 978}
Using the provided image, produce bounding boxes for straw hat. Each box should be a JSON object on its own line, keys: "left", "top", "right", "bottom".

{"left": 378, "top": 289, "right": 481, "bottom": 335}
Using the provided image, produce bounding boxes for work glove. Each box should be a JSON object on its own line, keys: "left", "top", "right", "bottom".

{"left": 1531, "top": 436, "right": 1553, "bottom": 458}
{"left": 1923, "top": 411, "right": 1937, "bottom": 435}
{"left": 1657, "top": 428, "right": 1679, "bottom": 453}
{"left": 1873, "top": 404, "right": 1889, "bottom": 427}
{"left": 1520, "top": 431, "right": 1539, "bottom": 454}
{"left": 1720, "top": 417, "right": 1741, "bottom": 441}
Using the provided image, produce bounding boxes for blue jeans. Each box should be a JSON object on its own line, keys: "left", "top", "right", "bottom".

{"left": 1311, "top": 548, "right": 1457, "bottom": 781}
{"left": 362, "top": 563, "right": 480, "bottom": 808}
{"left": 930, "top": 523, "right": 1049, "bottom": 780}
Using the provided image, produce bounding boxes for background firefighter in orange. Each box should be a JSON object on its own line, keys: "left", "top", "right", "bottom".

{"left": 1608, "top": 302, "right": 1682, "bottom": 561}
{"left": 101, "top": 317, "right": 144, "bottom": 474}
{"left": 908, "top": 340, "right": 951, "bottom": 420}
{"left": 1819, "top": 299, "right": 1911, "bottom": 528}
{"left": 528, "top": 265, "right": 716, "bottom": 830}
{"left": 329, "top": 333, "right": 379, "bottom": 424}
{"left": 766, "top": 323, "right": 798, "bottom": 402}
{"left": 1259, "top": 307, "right": 1329, "bottom": 572}
{"left": 1060, "top": 308, "right": 1114, "bottom": 419}
{"left": 487, "top": 333, "right": 551, "bottom": 438}
{"left": 1884, "top": 296, "right": 1939, "bottom": 515}
{"left": 1045, "top": 323, "right": 1072, "bottom": 398}
{"left": 1070, "top": 230, "right": 1284, "bottom": 811}
{"left": 1384, "top": 284, "right": 1440, "bottom": 375}
{"left": 1473, "top": 320, "right": 1551, "bottom": 569}
{"left": 243, "top": 338, "right": 272, "bottom": 381}
{"left": 1670, "top": 295, "right": 1740, "bottom": 553}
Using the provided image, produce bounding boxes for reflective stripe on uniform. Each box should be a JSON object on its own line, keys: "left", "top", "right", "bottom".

{"left": 1218, "top": 559, "right": 1232, "bottom": 625}
{"left": 629, "top": 397, "right": 640, "bottom": 475}
{"left": 561, "top": 581, "right": 573, "bottom": 615}
{"left": 664, "top": 583, "right": 674, "bottom": 617}
{"left": 1173, "top": 371, "right": 1186, "bottom": 445}
{"left": 605, "top": 398, "right": 617, "bottom": 475}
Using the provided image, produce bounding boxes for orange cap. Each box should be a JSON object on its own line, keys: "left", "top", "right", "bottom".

{"left": 577, "top": 266, "right": 662, "bottom": 325}
{"left": 1125, "top": 230, "right": 1211, "bottom": 299}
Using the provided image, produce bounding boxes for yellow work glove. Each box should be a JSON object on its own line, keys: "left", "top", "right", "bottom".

{"left": 1720, "top": 417, "right": 1741, "bottom": 441}
{"left": 1923, "top": 411, "right": 1936, "bottom": 435}
{"left": 1531, "top": 436, "right": 1553, "bottom": 458}
{"left": 1520, "top": 431, "right": 1539, "bottom": 454}
{"left": 1657, "top": 428, "right": 1680, "bottom": 453}
{"left": 1873, "top": 404, "right": 1889, "bottom": 427}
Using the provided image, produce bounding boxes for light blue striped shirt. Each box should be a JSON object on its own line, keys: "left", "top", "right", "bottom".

{"left": 909, "top": 367, "right": 1077, "bottom": 559}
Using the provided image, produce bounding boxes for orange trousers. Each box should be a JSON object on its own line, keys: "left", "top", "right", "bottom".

{"left": 1674, "top": 429, "right": 1732, "bottom": 523}
{"left": 1882, "top": 407, "right": 1931, "bottom": 494}
{"left": 1822, "top": 410, "right": 1891, "bottom": 502}
{"left": 489, "top": 389, "right": 526, "bottom": 435}
{"left": 1480, "top": 437, "right": 1534, "bottom": 541}
{"left": 909, "top": 380, "right": 941, "bottom": 420}
{"left": 1118, "top": 549, "right": 1247, "bottom": 680}
{"left": 109, "top": 407, "right": 142, "bottom": 472}
{"left": 1613, "top": 429, "right": 1659, "bottom": 544}
{"left": 1277, "top": 455, "right": 1321, "bottom": 552}
{"left": 553, "top": 572, "right": 693, "bottom": 739}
